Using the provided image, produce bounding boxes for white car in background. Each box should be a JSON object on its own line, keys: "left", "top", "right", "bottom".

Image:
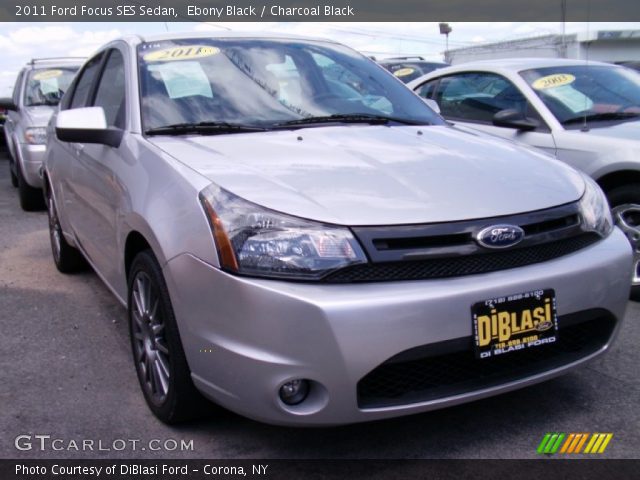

{"left": 409, "top": 58, "right": 640, "bottom": 298}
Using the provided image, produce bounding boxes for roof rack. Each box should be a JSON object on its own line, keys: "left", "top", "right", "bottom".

{"left": 28, "top": 57, "right": 85, "bottom": 65}
{"left": 381, "top": 56, "right": 426, "bottom": 61}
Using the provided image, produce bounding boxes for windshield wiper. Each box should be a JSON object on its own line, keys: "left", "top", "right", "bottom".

{"left": 274, "top": 113, "right": 425, "bottom": 127}
{"left": 562, "top": 112, "right": 640, "bottom": 125}
{"left": 27, "top": 102, "right": 58, "bottom": 107}
{"left": 145, "top": 122, "right": 268, "bottom": 136}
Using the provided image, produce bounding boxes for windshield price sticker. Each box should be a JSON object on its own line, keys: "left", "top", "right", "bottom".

{"left": 472, "top": 289, "right": 558, "bottom": 359}
{"left": 394, "top": 67, "right": 415, "bottom": 77}
{"left": 532, "top": 73, "right": 576, "bottom": 90}
{"left": 33, "top": 70, "right": 63, "bottom": 81}
{"left": 143, "top": 45, "right": 220, "bottom": 62}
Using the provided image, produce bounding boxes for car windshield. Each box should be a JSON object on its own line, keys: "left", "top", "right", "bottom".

{"left": 384, "top": 62, "right": 447, "bottom": 83}
{"left": 520, "top": 65, "right": 640, "bottom": 125}
{"left": 24, "top": 67, "right": 79, "bottom": 107}
{"left": 137, "top": 38, "right": 444, "bottom": 132}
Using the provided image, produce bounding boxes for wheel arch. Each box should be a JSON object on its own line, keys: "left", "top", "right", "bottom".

{"left": 124, "top": 231, "right": 154, "bottom": 281}
{"left": 595, "top": 169, "right": 640, "bottom": 196}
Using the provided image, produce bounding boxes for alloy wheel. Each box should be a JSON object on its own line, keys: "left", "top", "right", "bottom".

{"left": 612, "top": 203, "right": 640, "bottom": 285}
{"left": 131, "top": 271, "right": 171, "bottom": 405}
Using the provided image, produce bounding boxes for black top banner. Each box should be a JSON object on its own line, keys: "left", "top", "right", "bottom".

{"left": 4, "top": 0, "right": 640, "bottom": 22}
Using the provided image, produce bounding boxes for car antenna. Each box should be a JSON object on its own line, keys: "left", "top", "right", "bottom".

{"left": 581, "top": 1, "right": 591, "bottom": 132}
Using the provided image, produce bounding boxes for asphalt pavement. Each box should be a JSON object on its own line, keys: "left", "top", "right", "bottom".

{"left": 0, "top": 150, "right": 638, "bottom": 460}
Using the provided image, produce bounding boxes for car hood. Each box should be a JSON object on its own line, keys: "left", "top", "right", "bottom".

{"left": 575, "top": 119, "right": 640, "bottom": 143}
{"left": 24, "top": 106, "right": 56, "bottom": 127}
{"left": 150, "top": 125, "right": 585, "bottom": 226}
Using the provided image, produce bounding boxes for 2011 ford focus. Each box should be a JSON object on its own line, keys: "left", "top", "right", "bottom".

{"left": 43, "top": 33, "right": 632, "bottom": 426}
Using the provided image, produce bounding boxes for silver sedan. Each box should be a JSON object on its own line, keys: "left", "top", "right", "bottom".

{"left": 44, "top": 34, "right": 631, "bottom": 426}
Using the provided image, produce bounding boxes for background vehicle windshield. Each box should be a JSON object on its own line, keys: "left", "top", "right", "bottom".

{"left": 137, "top": 38, "right": 444, "bottom": 130}
{"left": 24, "top": 67, "right": 78, "bottom": 107}
{"left": 520, "top": 65, "right": 640, "bottom": 124}
{"left": 381, "top": 61, "right": 448, "bottom": 83}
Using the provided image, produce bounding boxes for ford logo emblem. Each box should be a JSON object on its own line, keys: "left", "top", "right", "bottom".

{"left": 536, "top": 320, "right": 553, "bottom": 332}
{"left": 476, "top": 224, "right": 525, "bottom": 249}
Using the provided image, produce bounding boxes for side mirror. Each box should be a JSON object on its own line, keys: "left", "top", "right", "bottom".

{"left": 422, "top": 98, "right": 441, "bottom": 114}
{"left": 0, "top": 97, "right": 17, "bottom": 111}
{"left": 492, "top": 109, "right": 539, "bottom": 131}
{"left": 55, "top": 107, "right": 122, "bottom": 148}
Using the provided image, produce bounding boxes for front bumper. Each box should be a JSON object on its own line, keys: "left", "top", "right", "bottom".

{"left": 164, "top": 227, "right": 631, "bottom": 426}
{"left": 16, "top": 142, "right": 46, "bottom": 188}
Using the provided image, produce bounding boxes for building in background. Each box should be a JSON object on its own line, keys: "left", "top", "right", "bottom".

{"left": 446, "top": 30, "right": 640, "bottom": 65}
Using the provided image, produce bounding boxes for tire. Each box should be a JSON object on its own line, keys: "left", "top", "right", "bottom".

{"left": 46, "top": 186, "right": 87, "bottom": 273}
{"left": 9, "top": 161, "right": 18, "bottom": 188}
{"left": 17, "top": 161, "right": 45, "bottom": 211}
{"left": 607, "top": 183, "right": 640, "bottom": 301}
{"left": 128, "top": 250, "right": 208, "bottom": 423}
{"left": 8, "top": 143, "right": 19, "bottom": 187}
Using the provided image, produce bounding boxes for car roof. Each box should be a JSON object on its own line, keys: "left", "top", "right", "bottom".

{"left": 25, "top": 57, "right": 85, "bottom": 69}
{"left": 121, "top": 31, "right": 339, "bottom": 46}
{"left": 406, "top": 57, "right": 621, "bottom": 88}
{"left": 379, "top": 58, "right": 447, "bottom": 65}
{"left": 440, "top": 57, "right": 614, "bottom": 72}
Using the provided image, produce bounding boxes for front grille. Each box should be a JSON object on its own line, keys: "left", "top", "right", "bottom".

{"left": 325, "top": 233, "right": 599, "bottom": 283}
{"left": 357, "top": 310, "right": 615, "bottom": 409}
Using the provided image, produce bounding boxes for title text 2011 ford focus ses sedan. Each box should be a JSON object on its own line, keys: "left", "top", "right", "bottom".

{"left": 44, "top": 33, "right": 632, "bottom": 425}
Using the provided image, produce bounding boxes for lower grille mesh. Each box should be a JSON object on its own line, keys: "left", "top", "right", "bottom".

{"left": 357, "top": 311, "right": 615, "bottom": 409}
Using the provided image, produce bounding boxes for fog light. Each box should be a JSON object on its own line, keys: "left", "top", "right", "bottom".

{"left": 279, "top": 379, "right": 310, "bottom": 405}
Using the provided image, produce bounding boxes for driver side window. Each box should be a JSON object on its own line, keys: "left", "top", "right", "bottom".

{"left": 430, "top": 72, "right": 541, "bottom": 126}
{"left": 92, "top": 49, "right": 126, "bottom": 129}
{"left": 69, "top": 53, "right": 104, "bottom": 109}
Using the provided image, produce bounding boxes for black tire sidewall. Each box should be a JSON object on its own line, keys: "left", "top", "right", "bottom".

{"left": 127, "top": 250, "right": 201, "bottom": 423}
{"left": 606, "top": 184, "right": 640, "bottom": 209}
{"left": 46, "top": 187, "right": 85, "bottom": 273}
{"left": 16, "top": 161, "right": 44, "bottom": 211}
{"left": 9, "top": 160, "right": 18, "bottom": 187}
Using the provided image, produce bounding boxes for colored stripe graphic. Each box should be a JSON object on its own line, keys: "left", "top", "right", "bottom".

{"left": 537, "top": 433, "right": 551, "bottom": 455}
{"left": 537, "top": 433, "right": 565, "bottom": 454}
{"left": 585, "top": 433, "right": 614, "bottom": 454}
{"left": 537, "top": 433, "right": 552, "bottom": 454}
{"left": 584, "top": 433, "right": 599, "bottom": 453}
{"left": 573, "top": 433, "right": 589, "bottom": 453}
{"left": 560, "top": 433, "right": 575, "bottom": 453}
{"left": 597, "top": 434, "right": 613, "bottom": 453}
{"left": 550, "top": 433, "right": 565, "bottom": 453}
{"left": 538, "top": 433, "right": 613, "bottom": 454}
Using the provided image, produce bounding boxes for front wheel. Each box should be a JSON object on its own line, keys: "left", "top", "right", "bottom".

{"left": 128, "top": 250, "right": 208, "bottom": 423}
{"left": 607, "top": 184, "right": 640, "bottom": 301}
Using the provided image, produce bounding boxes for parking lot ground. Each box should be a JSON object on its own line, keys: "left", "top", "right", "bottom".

{"left": 0, "top": 150, "right": 638, "bottom": 460}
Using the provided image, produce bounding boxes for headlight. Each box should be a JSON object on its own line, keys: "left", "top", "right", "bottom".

{"left": 199, "top": 184, "right": 368, "bottom": 280}
{"left": 579, "top": 175, "right": 613, "bottom": 237}
{"left": 24, "top": 127, "right": 47, "bottom": 145}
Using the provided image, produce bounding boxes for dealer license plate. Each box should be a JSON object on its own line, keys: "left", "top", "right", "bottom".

{"left": 471, "top": 289, "right": 558, "bottom": 359}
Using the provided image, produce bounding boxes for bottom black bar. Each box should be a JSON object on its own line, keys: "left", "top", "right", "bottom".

{"left": 2, "top": 459, "right": 639, "bottom": 480}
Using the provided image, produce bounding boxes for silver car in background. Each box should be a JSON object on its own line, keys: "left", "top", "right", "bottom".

{"left": 1, "top": 58, "right": 82, "bottom": 211}
{"left": 408, "top": 59, "right": 640, "bottom": 297}
{"left": 44, "top": 33, "right": 631, "bottom": 426}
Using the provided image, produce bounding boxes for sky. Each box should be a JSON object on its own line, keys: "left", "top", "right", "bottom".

{"left": 0, "top": 21, "right": 639, "bottom": 94}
